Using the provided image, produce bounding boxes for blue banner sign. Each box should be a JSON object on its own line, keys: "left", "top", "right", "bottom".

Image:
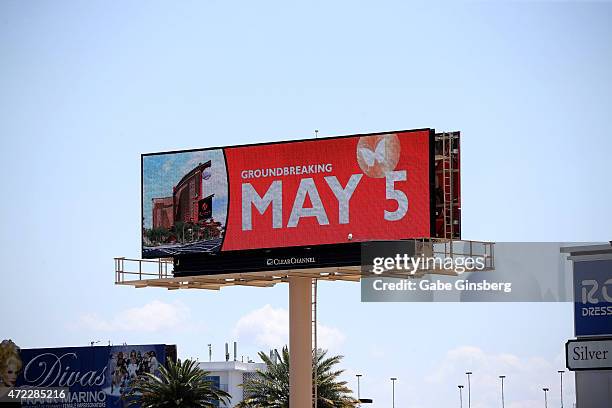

{"left": 8, "top": 344, "right": 170, "bottom": 408}
{"left": 574, "top": 260, "right": 612, "bottom": 337}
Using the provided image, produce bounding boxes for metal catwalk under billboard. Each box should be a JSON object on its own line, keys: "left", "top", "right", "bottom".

{"left": 142, "top": 129, "right": 449, "bottom": 259}
{"left": 1, "top": 342, "right": 175, "bottom": 408}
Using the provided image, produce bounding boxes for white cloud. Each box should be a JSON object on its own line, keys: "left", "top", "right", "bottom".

{"left": 232, "top": 304, "right": 346, "bottom": 351}
{"left": 232, "top": 304, "right": 288, "bottom": 348}
{"left": 79, "top": 300, "right": 196, "bottom": 332}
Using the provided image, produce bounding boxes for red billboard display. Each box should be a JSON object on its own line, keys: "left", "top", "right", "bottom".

{"left": 142, "top": 129, "right": 457, "bottom": 260}
{"left": 223, "top": 131, "right": 431, "bottom": 250}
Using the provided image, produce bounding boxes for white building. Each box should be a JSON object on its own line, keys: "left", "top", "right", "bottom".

{"left": 198, "top": 360, "right": 266, "bottom": 407}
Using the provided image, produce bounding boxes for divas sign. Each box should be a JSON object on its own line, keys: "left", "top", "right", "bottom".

{"left": 12, "top": 344, "right": 169, "bottom": 408}
{"left": 23, "top": 352, "right": 106, "bottom": 387}
{"left": 142, "top": 129, "right": 433, "bottom": 257}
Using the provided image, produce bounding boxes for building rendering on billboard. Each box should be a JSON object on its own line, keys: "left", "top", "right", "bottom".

{"left": 141, "top": 129, "right": 460, "bottom": 274}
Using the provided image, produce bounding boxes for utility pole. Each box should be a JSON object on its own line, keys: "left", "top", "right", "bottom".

{"left": 390, "top": 378, "right": 397, "bottom": 408}
{"left": 499, "top": 375, "right": 505, "bottom": 408}
{"left": 466, "top": 372, "right": 473, "bottom": 408}
{"left": 558, "top": 370, "right": 564, "bottom": 408}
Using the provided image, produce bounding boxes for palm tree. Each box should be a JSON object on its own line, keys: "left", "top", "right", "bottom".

{"left": 239, "top": 347, "right": 358, "bottom": 408}
{"left": 124, "top": 358, "right": 231, "bottom": 408}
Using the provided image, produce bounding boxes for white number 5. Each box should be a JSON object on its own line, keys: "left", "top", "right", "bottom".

{"left": 384, "top": 170, "right": 408, "bottom": 221}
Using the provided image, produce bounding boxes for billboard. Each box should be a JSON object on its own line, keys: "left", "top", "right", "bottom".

{"left": 142, "top": 129, "right": 460, "bottom": 266}
{"left": 0, "top": 342, "right": 175, "bottom": 408}
{"left": 573, "top": 259, "right": 612, "bottom": 337}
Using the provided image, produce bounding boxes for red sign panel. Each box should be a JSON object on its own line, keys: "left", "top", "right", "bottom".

{"left": 223, "top": 130, "right": 431, "bottom": 251}
{"left": 141, "top": 129, "right": 434, "bottom": 258}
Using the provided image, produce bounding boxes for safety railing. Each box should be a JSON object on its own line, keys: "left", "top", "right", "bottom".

{"left": 114, "top": 257, "right": 173, "bottom": 283}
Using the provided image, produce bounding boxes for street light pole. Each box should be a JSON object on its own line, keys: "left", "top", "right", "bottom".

{"left": 465, "top": 372, "right": 472, "bottom": 408}
{"left": 356, "top": 374, "right": 362, "bottom": 401}
{"left": 390, "top": 378, "right": 397, "bottom": 408}
{"left": 499, "top": 376, "right": 505, "bottom": 408}
{"left": 458, "top": 385, "right": 464, "bottom": 408}
{"left": 558, "top": 370, "right": 564, "bottom": 408}
{"left": 542, "top": 387, "right": 549, "bottom": 408}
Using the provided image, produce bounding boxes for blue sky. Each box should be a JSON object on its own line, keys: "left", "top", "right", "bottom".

{"left": 1, "top": 1, "right": 611, "bottom": 407}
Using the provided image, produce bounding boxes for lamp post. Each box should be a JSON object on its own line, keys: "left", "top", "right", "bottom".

{"left": 542, "top": 387, "right": 549, "bottom": 408}
{"left": 390, "top": 378, "right": 397, "bottom": 408}
{"left": 458, "top": 385, "right": 464, "bottom": 408}
{"left": 465, "top": 372, "right": 473, "bottom": 408}
{"left": 558, "top": 370, "right": 564, "bottom": 408}
{"left": 356, "top": 374, "right": 362, "bottom": 400}
{"left": 499, "top": 376, "right": 505, "bottom": 408}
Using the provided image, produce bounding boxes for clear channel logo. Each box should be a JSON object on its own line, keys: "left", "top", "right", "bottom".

{"left": 266, "top": 257, "right": 317, "bottom": 266}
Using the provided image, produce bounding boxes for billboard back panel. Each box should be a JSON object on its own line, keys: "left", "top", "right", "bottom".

{"left": 142, "top": 129, "right": 436, "bottom": 258}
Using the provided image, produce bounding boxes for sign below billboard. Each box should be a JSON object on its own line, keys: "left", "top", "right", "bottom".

{"left": 142, "top": 129, "right": 461, "bottom": 266}
{"left": 573, "top": 259, "right": 612, "bottom": 337}
{"left": 566, "top": 338, "right": 612, "bottom": 371}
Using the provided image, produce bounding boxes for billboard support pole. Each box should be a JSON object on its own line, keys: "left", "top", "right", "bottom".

{"left": 289, "top": 276, "right": 313, "bottom": 408}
